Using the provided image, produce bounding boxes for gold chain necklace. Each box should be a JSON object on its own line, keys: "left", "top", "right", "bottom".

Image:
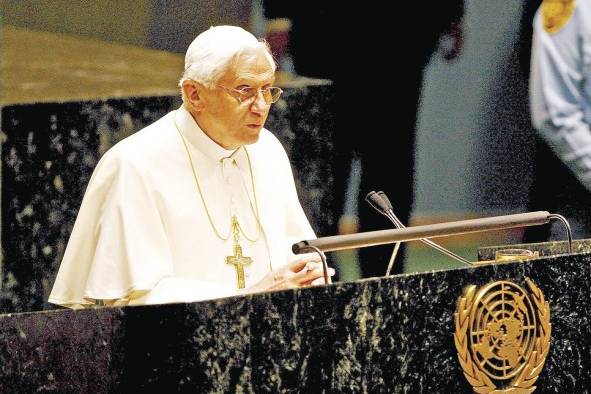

{"left": 173, "top": 116, "right": 263, "bottom": 243}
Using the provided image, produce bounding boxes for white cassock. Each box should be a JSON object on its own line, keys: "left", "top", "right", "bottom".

{"left": 48, "top": 106, "right": 316, "bottom": 308}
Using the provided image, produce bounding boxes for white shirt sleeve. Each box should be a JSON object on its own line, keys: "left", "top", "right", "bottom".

{"left": 530, "top": 4, "right": 591, "bottom": 191}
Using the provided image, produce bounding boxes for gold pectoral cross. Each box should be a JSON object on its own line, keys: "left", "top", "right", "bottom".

{"left": 226, "top": 244, "right": 252, "bottom": 289}
{"left": 225, "top": 215, "right": 252, "bottom": 289}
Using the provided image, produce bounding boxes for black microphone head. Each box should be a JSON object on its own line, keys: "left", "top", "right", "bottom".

{"left": 292, "top": 240, "right": 310, "bottom": 254}
{"left": 365, "top": 190, "right": 390, "bottom": 214}
{"left": 365, "top": 190, "right": 378, "bottom": 203}
{"left": 377, "top": 191, "right": 393, "bottom": 210}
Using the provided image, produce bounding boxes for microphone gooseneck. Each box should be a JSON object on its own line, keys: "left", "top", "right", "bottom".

{"left": 365, "top": 190, "right": 473, "bottom": 268}
{"left": 365, "top": 191, "right": 402, "bottom": 275}
{"left": 548, "top": 213, "right": 573, "bottom": 253}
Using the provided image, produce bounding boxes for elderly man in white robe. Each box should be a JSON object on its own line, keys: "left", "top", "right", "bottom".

{"left": 49, "top": 26, "right": 333, "bottom": 309}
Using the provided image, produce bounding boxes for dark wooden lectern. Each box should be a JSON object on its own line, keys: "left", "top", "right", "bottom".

{"left": 1, "top": 241, "right": 589, "bottom": 393}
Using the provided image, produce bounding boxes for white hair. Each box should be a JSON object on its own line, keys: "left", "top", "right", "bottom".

{"left": 179, "top": 25, "right": 275, "bottom": 91}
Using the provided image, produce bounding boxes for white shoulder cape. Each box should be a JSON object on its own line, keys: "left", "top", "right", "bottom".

{"left": 49, "top": 108, "right": 315, "bottom": 308}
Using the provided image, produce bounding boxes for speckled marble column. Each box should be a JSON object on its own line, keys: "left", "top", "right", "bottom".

{"left": 0, "top": 86, "right": 335, "bottom": 313}
{"left": 1, "top": 96, "right": 179, "bottom": 313}
{"left": 0, "top": 253, "right": 589, "bottom": 393}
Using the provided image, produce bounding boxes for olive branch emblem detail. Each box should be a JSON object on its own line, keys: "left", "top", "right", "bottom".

{"left": 454, "top": 279, "right": 551, "bottom": 393}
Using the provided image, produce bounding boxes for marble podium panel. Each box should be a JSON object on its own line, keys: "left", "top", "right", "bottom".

{"left": 0, "top": 252, "right": 588, "bottom": 392}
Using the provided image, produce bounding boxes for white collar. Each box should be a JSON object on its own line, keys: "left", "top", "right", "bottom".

{"left": 174, "top": 106, "right": 244, "bottom": 163}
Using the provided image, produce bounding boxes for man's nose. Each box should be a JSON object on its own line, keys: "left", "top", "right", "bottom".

{"left": 250, "top": 91, "right": 269, "bottom": 113}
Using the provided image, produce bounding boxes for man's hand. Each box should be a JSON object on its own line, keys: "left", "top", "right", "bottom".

{"left": 243, "top": 257, "right": 335, "bottom": 294}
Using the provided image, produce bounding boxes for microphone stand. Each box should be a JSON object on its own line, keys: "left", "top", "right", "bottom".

{"left": 366, "top": 191, "right": 472, "bottom": 269}
{"left": 293, "top": 211, "right": 557, "bottom": 254}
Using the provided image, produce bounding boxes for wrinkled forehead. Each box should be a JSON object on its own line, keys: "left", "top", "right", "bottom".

{"left": 221, "top": 47, "right": 276, "bottom": 84}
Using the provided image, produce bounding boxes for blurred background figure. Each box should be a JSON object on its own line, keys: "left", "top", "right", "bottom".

{"left": 262, "top": 1, "right": 465, "bottom": 277}
{"left": 332, "top": 2, "right": 465, "bottom": 278}
{"left": 524, "top": 0, "right": 591, "bottom": 243}
{"left": 262, "top": 1, "right": 335, "bottom": 81}
{"left": 261, "top": 17, "right": 296, "bottom": 83}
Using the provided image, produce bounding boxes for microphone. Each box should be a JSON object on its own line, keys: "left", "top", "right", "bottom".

{"left": 365, "top": 191, "right": 472, "bottom": 268}
{"left": 292, "top": 211, "right": 562, "bottom": 254}
{"left": 364, "top": 191, "right": 403, "bottom": 274}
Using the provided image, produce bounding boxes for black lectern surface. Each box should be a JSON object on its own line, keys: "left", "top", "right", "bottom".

{"left": 1, "top": 250, "right": 589, "bottom": 393}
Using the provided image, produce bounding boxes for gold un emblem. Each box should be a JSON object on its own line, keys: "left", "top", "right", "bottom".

{"left": 454, "top": 279, "right": 551, "bottom": 393}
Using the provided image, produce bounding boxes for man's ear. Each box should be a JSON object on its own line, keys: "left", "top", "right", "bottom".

{"left": 182, "top": 81, "right": 205, "bottom": 111}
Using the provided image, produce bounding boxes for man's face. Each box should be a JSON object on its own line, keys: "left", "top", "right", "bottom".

{"left": 197, "top": 47, "right": 276, "bottom": 149}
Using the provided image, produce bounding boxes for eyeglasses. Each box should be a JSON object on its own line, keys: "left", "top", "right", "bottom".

{"left": 217, "top": 85, "right": 283, "bottom": 105}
